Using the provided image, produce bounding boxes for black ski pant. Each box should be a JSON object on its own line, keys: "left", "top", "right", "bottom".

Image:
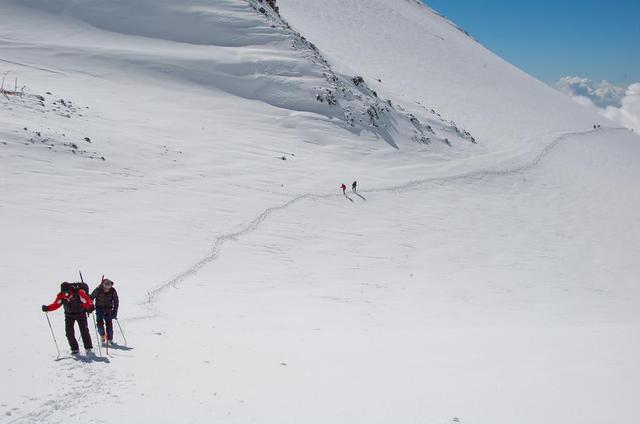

{"left": 65, "top": 313, "right": 93, "bottom": 351}
{"left": 96, "top": 308, "right": 114, "bottom": 341}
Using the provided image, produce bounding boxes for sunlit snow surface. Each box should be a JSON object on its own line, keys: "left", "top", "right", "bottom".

{"left": 1, "top": 0, "right": 639, "bottom": 423}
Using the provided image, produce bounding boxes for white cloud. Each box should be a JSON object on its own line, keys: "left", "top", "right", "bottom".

{"left": 602, "top": 83, "right": 640, "bottom": 133}
{"left": 556, "top": 77, "right": 640, "bottom": 132}
{"left": 556, "top": 76, "right": 626, "bottom": 108}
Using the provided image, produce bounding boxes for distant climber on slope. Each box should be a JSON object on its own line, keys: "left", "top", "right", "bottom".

{"left": 91, "top": 278, "right": 119, "bottom": 345}
{"left": 41, "top": 282, "right": 94, "bottom": 354}
{"left": 352, "top": 181, "right": 357, "bottom": 192}
{"left": 341, "top": 183, "right": 347, "bottom": 195}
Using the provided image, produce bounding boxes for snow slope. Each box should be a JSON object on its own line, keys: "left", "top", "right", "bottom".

{"left": 278, "top": 0, "right": 610, "bottom": 147}
{"left": 1, "top": 0, "right": 639, "bottom": 423}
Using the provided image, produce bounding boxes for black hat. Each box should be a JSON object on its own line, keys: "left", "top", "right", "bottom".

{"left": 60, "top": 282, "right": 72, "bottom": 293}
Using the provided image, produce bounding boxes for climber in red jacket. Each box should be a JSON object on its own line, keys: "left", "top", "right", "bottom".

{"left": 42, "top": 282, "right": 94, "bottom": 354}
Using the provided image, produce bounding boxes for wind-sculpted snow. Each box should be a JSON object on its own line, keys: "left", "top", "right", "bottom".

{"left": 17, "top": 0, "right": 282, "bottom": 47}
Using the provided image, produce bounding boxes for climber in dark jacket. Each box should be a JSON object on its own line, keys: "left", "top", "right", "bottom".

{"left": 90, "top": 278, "right": 119, "bottom": 344}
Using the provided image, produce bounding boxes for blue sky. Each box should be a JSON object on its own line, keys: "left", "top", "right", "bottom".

{"left": 423, "top": 0, "right": 640, "bottom": 85}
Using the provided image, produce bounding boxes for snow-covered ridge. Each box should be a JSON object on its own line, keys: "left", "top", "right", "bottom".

{"left": 405, "top": 0, "right": 477, "bottom": 41}
{"left": 7, "top": 0, "right": 478, "bottom": 150}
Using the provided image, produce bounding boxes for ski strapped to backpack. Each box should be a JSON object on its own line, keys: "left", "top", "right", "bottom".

{"left": 77, "top": 271, "right": 90, "bottom": 294}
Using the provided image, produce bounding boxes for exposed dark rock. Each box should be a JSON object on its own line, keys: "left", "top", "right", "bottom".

{"left": 352, "top": 75, "right": 365, "bottom": 86}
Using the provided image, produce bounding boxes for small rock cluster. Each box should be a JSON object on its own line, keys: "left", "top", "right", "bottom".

{"left": 21, "top": 128, "right": 105, "bottom": 160}
{"left": 256, "top": 0, "right": 279, "bottom": 15}
{"left": 1, "top": 87, "right": 105, "bottom": 160}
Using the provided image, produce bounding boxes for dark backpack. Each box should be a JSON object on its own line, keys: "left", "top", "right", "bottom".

{"left": 60, "top": 282, "right": 90, "bottom": 315}
{"left": 71, "top": 281, "right": 90, "bottom": 294}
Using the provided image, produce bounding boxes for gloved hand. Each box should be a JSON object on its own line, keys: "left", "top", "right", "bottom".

{"left": 87, "top": 305, "right": 95, "bottom": 313}
{"left": 41, "top": 305, "right": 48, "bottom": 312}
{"left": 112, "top": 313, "right": 118, "bottom": 320}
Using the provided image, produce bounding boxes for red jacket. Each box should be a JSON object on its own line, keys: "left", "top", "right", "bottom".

{"left": 44, "top": 289, "right": 94, "bottom": 314}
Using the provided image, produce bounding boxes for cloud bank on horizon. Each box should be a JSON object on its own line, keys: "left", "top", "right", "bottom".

{"left": 556, "top": 77, "right": 640, "bottom": 132}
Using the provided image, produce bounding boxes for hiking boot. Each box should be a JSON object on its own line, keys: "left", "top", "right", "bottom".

{"left": 71, "top": 350, "right": 79, "bottom": 355}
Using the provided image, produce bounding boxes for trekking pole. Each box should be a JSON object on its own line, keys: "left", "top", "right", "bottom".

{"left": 92, "top": 312, "right": 102, "bottom": 357}
{"left": 115, "top": 318, "right": 128, "bottom": 346}
{"left": 44, "top": 312, "right": 61, "bottom": 359}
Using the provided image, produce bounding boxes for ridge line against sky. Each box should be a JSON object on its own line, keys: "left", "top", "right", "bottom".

{"left": 423, "top": 0, "right": 639, "bottom": 86}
